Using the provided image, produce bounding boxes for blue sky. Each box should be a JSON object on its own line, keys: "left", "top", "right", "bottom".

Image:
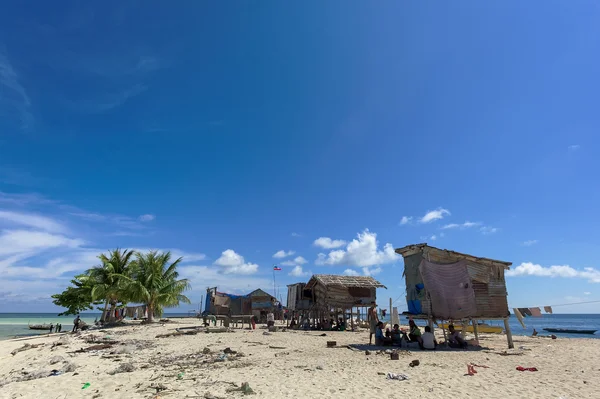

{"left": 1, "top": 2, "right": 599, "bottom": 314}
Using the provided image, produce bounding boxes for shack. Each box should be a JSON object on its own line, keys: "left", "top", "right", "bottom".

{"left": 286, "top": 282, "right": 312, "bottom": 311}
{"left": 395, "top": 243, "right": 514, "bottom": 348}
{"left": 204, "top": 287, "right": 277, "bottom": 323}
{"left": 304, "top": 274, "right": 386, "bottom": 329}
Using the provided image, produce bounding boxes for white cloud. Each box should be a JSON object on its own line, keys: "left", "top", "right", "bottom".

{"left": 362, "top": 266, "right": 382, "bottom": 276}
{"left": 584, "top": 292, "right": 591, "bottom": 295}
{"left": 0, "top": 230, "right": 84, "bottom": 257}
{"left": 281, "top": 256, "right": 308, "bottom": 267}
{"left": 291, "top": 232, "right": 301, "bottom": 237}
{"left": 420, "top": 208, "right": 450, "bottom": 224}
{"left": 522, "top": 240, "right": 538, "bottom": 246}
{"left": 399, "top": 216, "right": 412, "bottom": 225}
{"left": 315, "top": 230, "right": 398, "bottom": 267}
{"left": 273, "top": 250, "right": 295, "bottom": 259}
{"left": 343, "top": 269, "right": 360, "bottom": 276}
{"left": 214, "top": 249, "right": 259, "bottom": 275}
{"left": 0, "top": 210, "right": 67, "bottom": 233}
{"left": 138, "top": 214, "right": 155, "bottom": 222}
{"left": 314, "top": 237, "right": 347, "bottom": 249}
{"left": 288, "top": 265, "right": 311, "bottom": 277}
{"left": 568, "top": 144, "right": 580, "bottom": 151}
{"left": 441, "top": 221, "right": 480, "bottom": 230}
{"left": 430, "top": 235, "right": 437, "bottom": 241}
{"left": 480, "top": 226, "right": 498, "bottom": 235}
{"left": 506, "top": 262, "right": 600, "bottom": 283}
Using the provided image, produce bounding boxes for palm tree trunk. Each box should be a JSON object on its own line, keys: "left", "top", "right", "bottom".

{"left": 100, "top": 299, "right": 110, "bottom": 322}
{"left": 147, "top": 303, "right": 155, "bottom": 323}
{"left": 107, "top": 300, "right": 117, "bottom": 322}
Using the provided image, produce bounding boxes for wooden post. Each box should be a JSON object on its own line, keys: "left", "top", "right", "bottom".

{"left": 441, "top": 320, "right": 448, "bottom": 348}
{"left": 461, "top": 320, "right": 467, "bottom": 339}
{"left": 472, "top": 319, "right": 479, "bottom": 342}
{"left": 504, "top": 317, "right": 514, "bottom": 349}
{"left": 389, "top": 297, "right": 392, "bottom": 327}
{"left": 350, "top": 307, "right": 354, "bottom": 331}
{"left": 428, "top": 318, "right": 434, "bottom": 333}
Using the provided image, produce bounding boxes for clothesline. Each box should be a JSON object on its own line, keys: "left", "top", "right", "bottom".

{"left": 514, "top": 299, "right": 600, "bottom": 309}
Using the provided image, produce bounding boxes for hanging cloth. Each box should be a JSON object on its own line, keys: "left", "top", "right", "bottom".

{"left": 513, "top": 308, "right": 526, "bottom": 328}
{"left": 529, "top": 307, "right": 542, "bottom": 317}
{"left": 519, "top": 308, "right": 532, "bottom": 317}
{"left": 543, "top": 306, "right": 553, "bottom": 314}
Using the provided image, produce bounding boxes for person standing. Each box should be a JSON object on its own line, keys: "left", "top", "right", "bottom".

{"left": 368, "top": 302, "right": 379, "bottom": 345}
{"left": 72, "top": 314, "right": 81, "bottom": 333}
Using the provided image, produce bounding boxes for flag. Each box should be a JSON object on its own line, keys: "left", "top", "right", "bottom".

{"left": 273, "top": 265, "right": 281, "bottom": 271}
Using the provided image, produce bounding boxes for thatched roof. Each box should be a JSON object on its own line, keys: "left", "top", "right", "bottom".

{"left": 395, "top": 243, "right": 512, "bottom": 269}
{"left": 305, "top": 274, "right": 387, "bottom": 290}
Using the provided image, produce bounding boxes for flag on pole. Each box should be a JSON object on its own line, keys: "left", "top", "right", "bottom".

{"left": 273, "top": 265, "right": 282, "bottom": 271}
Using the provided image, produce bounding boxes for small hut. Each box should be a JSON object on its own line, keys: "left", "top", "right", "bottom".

{"left": 286, "top": 282, "right": 312, "bottom": 311}
{"left": 395, "top": 243, "right": 514, "bottom": 348}
{"left": 304, "top": 274, "right": 386, "bottom": 329}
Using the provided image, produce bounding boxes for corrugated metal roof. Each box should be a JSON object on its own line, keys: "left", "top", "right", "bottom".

{"left": 395, "top": 243, "right": 512, "bottom": 269}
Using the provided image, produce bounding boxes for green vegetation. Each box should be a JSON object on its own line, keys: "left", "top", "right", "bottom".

{"left": 52, "top": 249, "right": 191, "bottom": 322}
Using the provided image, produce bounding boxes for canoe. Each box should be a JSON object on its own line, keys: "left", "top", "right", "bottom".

{"left": 439, "top": 323, "right": 503, "bottom": 334}
{"left": 28, "top": 323, "right": 53, "bottom": 331}
{"left": 543, "top": 328, "right": 597, "bottom": 335}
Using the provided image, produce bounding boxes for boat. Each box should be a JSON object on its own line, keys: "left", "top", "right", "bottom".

{"left": 28, "top": 323, "right": 53, "bottom": 331}
{"left": 543, "top": 328, "right": 597, "bottom": 335}
{"left": 439, "top": 322, "right": 503, "bottom": 334}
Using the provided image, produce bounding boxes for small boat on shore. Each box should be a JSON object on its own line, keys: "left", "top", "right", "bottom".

{"left": 543, "top": 328, "right": 597, "bottom": 335}
{"left": 28, "top": 323, "right": 53, "bottom": 331}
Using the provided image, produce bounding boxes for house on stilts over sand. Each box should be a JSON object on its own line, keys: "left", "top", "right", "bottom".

{"left": 395, "top": 243, "right": 515, "bottom": 348}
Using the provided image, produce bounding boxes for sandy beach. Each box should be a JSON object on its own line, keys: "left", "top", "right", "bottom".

{"left": 0, "top": 320, "right": 598, "bottom": 399}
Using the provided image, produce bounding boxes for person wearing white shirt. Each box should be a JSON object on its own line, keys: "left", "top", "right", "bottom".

{"left": 421, "top": 326, "right": 437, "bottom": 350}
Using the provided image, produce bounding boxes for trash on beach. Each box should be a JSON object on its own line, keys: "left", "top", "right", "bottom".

{"left": 386, "top": 372, "right": 409, "bottom": 381}
{"left": 177, "top": 372, "right": 184, "bottom": 380}
{"left": 226, "top": 382, "right": 255, "bottom": 395}
{"left": 82, "top": 382, "right": 91, "bottom": 389}
{"left": 11, "top": 343, "right": 43, "bottom": 356}
{"left": 327, "top": 341, "right": 337, "bottom": 347}
{"left": 409, "top": 359, "right": 420, "bottom": 367}
{"left": 516, "top": 366, "right": 538, "bottom": 372}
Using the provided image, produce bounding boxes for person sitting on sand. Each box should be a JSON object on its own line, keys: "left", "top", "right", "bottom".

{"left": 391, "top": 324, "right": 405, "bottom": 345}
{"left": 421, "top": 326, "right": 437, "bottom": 350}
{"left": 408, "top": 320, "right": 424, "bottom": 349}
{"left": 374, "top": 322, "right": 393, "bottom": 346}
{"left": 289, "top": 317, "right": 297, "bottom": 329}
{"left": 448, "top": 324, "right": 468, "bottom": 349}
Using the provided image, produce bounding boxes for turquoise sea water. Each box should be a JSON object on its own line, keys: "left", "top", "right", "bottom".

{"left": 0, "top": 313, "right": 598, "bottom": 340}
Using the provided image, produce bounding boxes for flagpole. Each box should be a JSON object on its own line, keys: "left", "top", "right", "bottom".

{"left": 273, "top": 265, "right": 276, "bottom": 298}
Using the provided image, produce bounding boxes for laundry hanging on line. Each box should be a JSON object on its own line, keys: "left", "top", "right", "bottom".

{"left": 529, "top": 307, "right": 542, "bottom": 317}
{"left": 544, "top": 306, "right": 553, "bottom": 314}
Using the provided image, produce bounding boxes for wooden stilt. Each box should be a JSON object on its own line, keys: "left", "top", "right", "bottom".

{"left": 472, "top": 319, "right": 479, "bottom": 343}
{"left": 350, "top": 307, "right": 354, "bottom": 331}
{"left": 441, "top": 320, "right": 448, "bottom": 348}
{"left": 428, "top": 318, "right": 434, "bottom": 333}
{"left": 461, "top": 320, "right": 467, "bottom": 339}
{"left": 504, "top": 317, "right": 514, "bottom": 349}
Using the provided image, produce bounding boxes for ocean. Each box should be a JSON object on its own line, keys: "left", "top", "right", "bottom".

{"left": 0, "top": 313, "right": 598, "bottom": 341}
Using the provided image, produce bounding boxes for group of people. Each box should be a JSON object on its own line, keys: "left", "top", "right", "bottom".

{"left": 368, "top": 302, "right": 468, "bottom": 350}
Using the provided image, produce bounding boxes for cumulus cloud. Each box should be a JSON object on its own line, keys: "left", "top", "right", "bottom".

{"left": 506, "top": 262, "right": 600, "bottom": 283}
{"left": 442, "top": 221, "right": 480, "bottom": 230}
{"left": 214, "top": 249, "right": 259, "bottom": 274}
{"left": 288, "top": 265, "right": 311, "bottom": 277}
{"left": 420, "top": 208, "right": 450, "bottom": 223}
{"left": 399, "top": 216, "right": 412, "bottom": 225}
{"left": 273, "top": 250, "right": 295, "bottom": 259}
{"left": 314, "top": 237, "right": 347, "bottom": 249}
{"left": 522, "top": 240, "right": 538, "bottom": 246}
{"left": 138, "top": 214, "right": 155, "bottom": 222}
{"left": 281, "top": 256, "right": 308, "bottom": 267}
{"left": 315, "top": 230, "right": 398, "bottom": 267}
{"left": 343, "top": 269, "right": 360, "bottom": 276}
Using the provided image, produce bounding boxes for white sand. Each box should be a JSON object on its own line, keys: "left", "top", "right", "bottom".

{"left": 0, "top": 320, "right": 598, "bottom": 399}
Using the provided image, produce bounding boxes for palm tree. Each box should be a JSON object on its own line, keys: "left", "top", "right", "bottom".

{"left": 128, "top": 250, "right": 191, "bottom": 322}
{"left": 87, "top": 249, "right": 135, "bottom": 322}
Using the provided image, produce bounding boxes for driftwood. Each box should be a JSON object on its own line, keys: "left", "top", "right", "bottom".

{"left": 71, "top": 343, "right": 114, "bottom": 353}
{"left": 156, "top": 330, "right": 199, "bottom": 338}
{"left": 11, "top": 343, "right": 42, "bottom": 356}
